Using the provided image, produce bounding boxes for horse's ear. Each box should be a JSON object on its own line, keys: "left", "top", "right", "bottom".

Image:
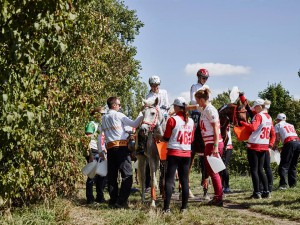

{"left": 142, "top": 99, "right": 147, "bottom": 105}
{"left": 154, "top": 97, "right": 159, "bottom": 106}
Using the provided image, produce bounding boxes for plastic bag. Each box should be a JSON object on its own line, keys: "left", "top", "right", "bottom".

{"left": 230, "top": 86, "right": 239, "bottom": 103}
{"left": 96, "top": 159, "right": 108, "bottom": 177}
{"left": 81, "top": 160, "right": 97, "bottom": 178}
{"left": 269, "top": 149, "right": 281, "bottom": 165}
{"left": 207, "top": 154, "right": 226, "bottom": 173}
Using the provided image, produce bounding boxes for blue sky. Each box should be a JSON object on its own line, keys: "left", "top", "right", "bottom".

{"left": 123, "top": 0, "right": 300, "bottom": 103}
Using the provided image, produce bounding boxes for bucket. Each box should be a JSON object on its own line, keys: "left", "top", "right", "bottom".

{"left": 207, "top": 154, "right": 226, "bottom": 173}
{"left": 95, "top": 159, "right": 108, "bottom": 177}
{"left": 81, "top": 160, "right": 97, "bottom": 178}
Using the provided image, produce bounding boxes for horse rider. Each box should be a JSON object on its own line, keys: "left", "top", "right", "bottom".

{"left": 146, "top": 75, "right": 170, "bottom": 118}
{"left": 273, "top": 113, "right": 300, "bottom": 190}
{"left": 100, "top": 97, "right": 143, "bottom": 208}
{"left": 189, "top": 68, "right": 210, "bottom": 199}
{"left": 146, "top": 75, "right": 170, "bottom": 194}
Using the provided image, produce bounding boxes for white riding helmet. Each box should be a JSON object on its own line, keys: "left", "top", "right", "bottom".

{"left": 149, "top": 75, "right": 161, "bottom": 85}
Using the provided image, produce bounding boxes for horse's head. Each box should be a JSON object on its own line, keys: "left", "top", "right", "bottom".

{"left": 218, "top": 103, "right": 247, "bottom": 127}
{"left": 139, "top": 97, "right": 164, "bottom": 137}
{"left": 218, "top": 103, "right": 248, "bottom": 145}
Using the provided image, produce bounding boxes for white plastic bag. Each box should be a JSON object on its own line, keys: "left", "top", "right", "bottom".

{"left": 81, "top": 160, "right": 97, "bottom": 178}
{"left": 207, "top": 154, "right": 226, "bottom": 173}
{"left": 270, "top": 149, "right": 281, "bottom": 165}
{"left": 230, "top": 86, "right": 239, "bottom": 103}
{"left": 96, "top": 159, "right": 108, "bottom": 177}
{"left": 133, "top": 160, "right": 138, "bottom": 170}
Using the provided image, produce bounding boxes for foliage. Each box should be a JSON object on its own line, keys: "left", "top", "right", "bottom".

{"left": 0, "top": 0, "right": 146, "bottom": 208}
{"left": 258, "top": 83, "right": 300, "bottom": 134}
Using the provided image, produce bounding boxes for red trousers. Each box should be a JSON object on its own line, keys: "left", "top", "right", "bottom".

{"left": 204, "top": 142, "right": 224, "bottom": 200}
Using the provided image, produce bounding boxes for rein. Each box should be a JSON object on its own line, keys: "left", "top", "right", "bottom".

{"left": 219, "top": 104, "right": 247, "bottom": 128}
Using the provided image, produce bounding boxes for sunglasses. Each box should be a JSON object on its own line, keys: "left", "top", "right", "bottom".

{"left": 199, "top": 76, "right": 208, "bottom": 80}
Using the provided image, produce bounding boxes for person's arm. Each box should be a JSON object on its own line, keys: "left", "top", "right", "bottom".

{"left": 212, "top": 121, "right": 219, "bottom": 154}
{"left": 273, "top": 133, "right": 281, "bottom": 150}
{"left": 269, "top": 123, "right": 276, "bottom": 148}
{"left": 240, "top": 114, "right": 262, "bottom": 132}
{"left": 121, "top": 112, "right": 143, "bottom": 128}
{"left": 186, "top": 104, "right": 198, "bottom": 111}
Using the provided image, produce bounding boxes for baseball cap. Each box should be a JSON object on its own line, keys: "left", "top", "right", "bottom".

{"left": 173, "top": 97, "right": 186, "bottom": 107}
{"left": 276, "top": 113, "right": 286, "bottom": 120}
{"left": 252, "top": 99, "right": 265, "bottom": 108}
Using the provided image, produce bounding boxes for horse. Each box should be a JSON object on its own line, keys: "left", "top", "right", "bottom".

{"left": 218, "top": 103, "right": 248, "bottom": 148}
{"left": 135, "top": 97, "right": 166, "bottom": 207}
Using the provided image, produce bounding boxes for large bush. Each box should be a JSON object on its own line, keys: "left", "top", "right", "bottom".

{"left": 0, "top": 0, "right": 145, "bottom": 208}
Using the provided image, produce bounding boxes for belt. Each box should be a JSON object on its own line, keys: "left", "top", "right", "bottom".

{"left": 107, "top": 140, "right": 128, "bottom": 149}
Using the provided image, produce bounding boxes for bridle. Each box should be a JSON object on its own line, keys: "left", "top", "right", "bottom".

{"left": 219, "top": 104, "right": 247, "bottom": 128}
{"left": 141, "top": 106, "right": 160, "bottom": 132}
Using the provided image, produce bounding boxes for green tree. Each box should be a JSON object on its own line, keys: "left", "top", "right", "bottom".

{"left": 258, "top": 83, "right": 300, "bottom": 132}
{"left": 0, "top": 0, "right": 145, "bottom": 208}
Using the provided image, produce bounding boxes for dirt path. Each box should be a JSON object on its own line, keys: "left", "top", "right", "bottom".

{"left": 224, "top": 203, "right": 300, "bottom": 225}
{"left": 67, "top": 188, "right": 300, "bottom": 225}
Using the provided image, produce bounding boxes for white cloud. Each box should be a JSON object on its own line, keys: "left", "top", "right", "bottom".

{"left": 169, "top": 91, "right": 190, "bottom": 104}
{"left": 184, "top": 63, "right": 251, "bottom": 76}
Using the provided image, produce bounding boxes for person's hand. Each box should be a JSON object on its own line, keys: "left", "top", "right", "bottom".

{"left": 212, "top": 146, "right": 219, "bottom": 156}
{"left": 99, "top": 150, "right": 107, "bottom": 159}
{"left": 202, "top": 178, "right": 209, "bottom": 189}
{"left": 88, "top": 155, "right": 94, "bottom": 163}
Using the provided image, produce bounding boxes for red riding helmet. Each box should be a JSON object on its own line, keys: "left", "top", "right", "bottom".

{"left": 197, "top": 68, "right": 209, "bottom": 78}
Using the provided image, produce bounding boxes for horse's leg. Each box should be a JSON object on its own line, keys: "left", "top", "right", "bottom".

{"left": 186, "top": 151, "right": 195, "bottom": 198}
{"left": 137, "top": 155, "right": 146, "bottom": 203}
{"left": 149, "top": 154, "right": 160, "bottom": 207}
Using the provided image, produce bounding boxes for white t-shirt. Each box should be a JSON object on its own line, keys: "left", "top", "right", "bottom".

{"left": 190, "top": 83, "right": 210, "bottom": 104}
{"left": 248, "top": 112, "right": 272, "bottom": 146}
{"left": 168, "top": 116, "right": 194, "bottom": 151}
{"left": 199, "top": 103, "right": 222, "bottom": 145}
{"left": 275, "top": 120, "right": 298, "bottom": 144}
{"left": 146, "top": 89, "right": 169, "bottom": 115}
{"left": 100, "top": 110, "right": 143, "bottom": 150}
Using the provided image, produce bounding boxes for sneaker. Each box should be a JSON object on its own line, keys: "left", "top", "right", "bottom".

{"left": 262, "top": 192, "right": 271, "bottom": 199}
{"left": 250, "top": 193, "right": 262, "bottom": 199}
{"left": 115, "top": 202, "right": 129, "bottom": 209}
{"left": 163, "top": 208, "right": 171, "bottom": 214}
{"left": 189, "top": 189, "right": 195, "bottom": 198}
{"left": 95, "top": 198, "right": 106, "bottom": 203}
{"left": 223, "top": 187, "right": 231, "bottom": 194}
{"left": 203, "top": 188, "right": 210, "bottom": 200}
{"left": 279, "top": 186, "right": 287, "bottom": 190}
{"left": 207, "top": 198, "right": 223, "bottom": 207}
{"left": 180, "top": 208, "right": 187, "bottom": 214}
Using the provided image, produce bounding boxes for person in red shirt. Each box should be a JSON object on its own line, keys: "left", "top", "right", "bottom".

{"left": 240, "top": 99, "right": 275, "bottom": 199}
{"left": 158, "top": 97, "right": 194, "bottom": 214}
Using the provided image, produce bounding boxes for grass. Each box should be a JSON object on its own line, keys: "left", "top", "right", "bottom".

{"left": 1, "top": 170, "right": 300, "bottom": 225}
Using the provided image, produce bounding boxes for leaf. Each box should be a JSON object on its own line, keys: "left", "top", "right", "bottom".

{"left": 3, "top": 94, "right": 8, "bottom": 101}
{"left": 27, "top": 111, "right": 34, "bottom": 121}
{"left": 7, "top": 115, "right": 14, "bottom": 124}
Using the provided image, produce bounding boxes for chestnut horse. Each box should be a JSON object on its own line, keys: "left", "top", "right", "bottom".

{"left": 218, "top": 103, "right": 248, "bottom": 147}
